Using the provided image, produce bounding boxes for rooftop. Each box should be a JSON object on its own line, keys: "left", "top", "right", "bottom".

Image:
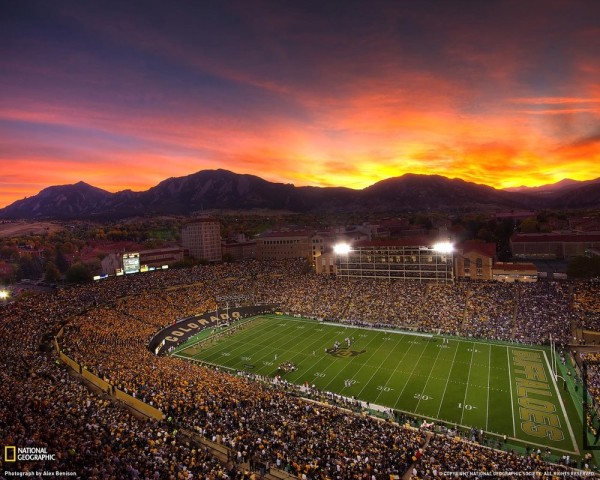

{"left": 511, "top": 232, "right": 600, "bottom": 242}
{"left": 493, "top": 262, "right": 537, "bottom": 272}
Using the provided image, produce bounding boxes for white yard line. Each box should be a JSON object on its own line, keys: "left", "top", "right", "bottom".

{"left": 486, "top": 343, "right": 491, "bottom": 431}
{"left": 506, "top": 346, "right": 517, "bottom": 438}
{"left": 459, "top": 343, "right": 476, "bottom": 425}
{"left": 436, "top": 341, "right": 460, "bottom": 418}
{"left": 543, "top": 350, "right": 579, "bottom": 454}
{"left": 322, "top": 331, "right": 388, "bottom": 392}
{"left": 196, "top": 320, "right": 286, "bottom": 361}
{"left": 349, "top": 333, "right": 405, "bottom": 398}
{"left": 371, "top": 338, "right": 419, "bottom": 404}
{"left": 393, "top": 340, "right": 431, "bottom": 410}
{"left": 414, "top": 340, "right": 445, "bottom": 412}
{"left": 320, "top": 321, "right": 432, "bottom": 337}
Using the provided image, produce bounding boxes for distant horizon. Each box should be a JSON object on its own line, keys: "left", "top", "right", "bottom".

{"left": 1, "top": 1, "right": 599, "bottom": 207}
{"left": 2, "top": 168, "right": 599, "bottom": 209}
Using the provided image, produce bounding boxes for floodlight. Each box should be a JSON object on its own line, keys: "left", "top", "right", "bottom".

{"left": 0, "top": 290, "right": 9, "bottom": 300}
{"left": 433, "top": 242, "right": 454, "bottom": 253}
{"left": 333, "top": 243, "right": 351, "bottom": 255}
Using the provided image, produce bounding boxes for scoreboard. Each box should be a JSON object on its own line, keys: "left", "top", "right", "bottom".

{"left": 122, "top": 253, "right": 140, "bottom": 274}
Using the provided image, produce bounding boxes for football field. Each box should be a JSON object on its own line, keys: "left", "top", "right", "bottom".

{"left": 173, "top": 315, "right": 582, "bottom": 456}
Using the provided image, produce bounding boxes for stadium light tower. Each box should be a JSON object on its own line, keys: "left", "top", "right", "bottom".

{"left": 333, "top": 243, "right": 351, "bottom": 255}
{"left": 333, "top": 243, "right": 351, "bottom": 279}
{"left": 433, "top": 241, "right": 454, "bottom": 254}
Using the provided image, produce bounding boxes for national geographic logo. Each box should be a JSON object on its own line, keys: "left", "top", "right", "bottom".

{"left": 327, "top": 347, "right": 366, "bottom": 358}
{"left": 3, "top": 446, "right": 56, "bottom": 461}
{"left": 5, "top": 446, "right": 16, "bottom": 462}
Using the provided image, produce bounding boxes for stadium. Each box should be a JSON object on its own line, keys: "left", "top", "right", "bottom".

{"left": 2, "top": 259, "right": 600, "bottom": 478}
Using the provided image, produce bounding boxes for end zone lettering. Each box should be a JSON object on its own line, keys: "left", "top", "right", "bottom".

{"left": 512, "top": 349, "right": 564, "bottom": 441}
{"left": 165, "top": 311, "right": 242, "bottom": 343}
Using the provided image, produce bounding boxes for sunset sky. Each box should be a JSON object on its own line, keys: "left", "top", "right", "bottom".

{"left": 1, "top": 0, "right": 599, "bottom": 207}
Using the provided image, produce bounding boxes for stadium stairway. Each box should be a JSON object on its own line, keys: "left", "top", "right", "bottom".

{"left": 510, "top": 284, "right": 520, "bottom": 339}
{"left": 183, "top": 429, "right": 297, "bottom": 480}
{"left": 457, "top": 284, "right": 472, "bottom": 335}
{"left": 413, "top": 284, "right": 431, "bottom": 329}
{"left": 402, "top": 431, "right": 433, "bottom": 480}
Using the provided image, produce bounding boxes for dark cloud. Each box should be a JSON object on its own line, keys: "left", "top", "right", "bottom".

{"left": 0, "top": 0, "right": 599, "bottom": 205}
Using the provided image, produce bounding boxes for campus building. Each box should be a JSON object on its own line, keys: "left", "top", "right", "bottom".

{"left": 256, "top": 231, "right": 313, "bottom": 261}
{"left": 139, "top": 247, "right": 185, "bottom": 268}
{"left": 222, "top": 238, "right": 257, "bottom": 261}
{"left": 511, "top": 232, "right": 600, "bottom": 260}
{"left": 181, "top": 217, "right": 222, "bottom": 262}
{"left": 257, "top": 226, "right": 374, "bottom": 263}
{"left": 453, "top": 240, "right": 496, "bottom": 281}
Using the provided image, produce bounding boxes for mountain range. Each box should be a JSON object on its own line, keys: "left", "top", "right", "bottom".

{"left": 1, "top": 169, "right": 599, "bottom": 220}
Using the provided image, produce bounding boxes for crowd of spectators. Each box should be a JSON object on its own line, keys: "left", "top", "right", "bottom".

{"left": 60, "top": 304, "right": 426, "bottom": 477}
{"left": 514, "top": 282, "right": 572, "bottom": 344}
{"left": 460, "top": 282, "right": 515, "bottom": 340}
{"left": 581, "top": 352, "right": 600, "bottom": 440}
{"left": 573, "top": 283, "right": 600, "bottom": 332}
{"left": 3, "top": 259, "right": 600, "bottom": 478}
{"left": 0, "top": 290, "right": 248, "bottom": 479}
{"left": 583, "top": 352, "right": 600, "bottom": 405}
{"left": 410, "top": 434, "right": 578, "bottom": 478}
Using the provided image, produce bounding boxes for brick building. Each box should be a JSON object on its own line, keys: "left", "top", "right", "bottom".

{"left": 181, "top": 217, "right": 222, "bottom": 262}
{"left": 454, "top": 240, "right": 496, "bottom": 281}
{"left": 511, "top": 232, "right": 600, "bottom": 260}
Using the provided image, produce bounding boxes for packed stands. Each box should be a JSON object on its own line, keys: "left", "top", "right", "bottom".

{"left": 2, "top": 259, "right": 599, "bottom": 477}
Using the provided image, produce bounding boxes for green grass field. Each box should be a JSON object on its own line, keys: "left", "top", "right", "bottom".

{"left": 173, "top": 315, "right": 583, "bottom": 456}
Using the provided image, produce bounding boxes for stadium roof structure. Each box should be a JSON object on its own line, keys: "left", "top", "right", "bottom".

{"left": 493, "top": 262, "right": 537, "bottom": 272}
{"left": 223, "top": 239, "right": 257, "bottom": 247}
{"left": 353, "top": 235, "right": 440, "bottom": 248}
{"left": 185, "top": 216, "right": 220, "bottom": 224}
{"left": 257, "top": 230, "right": 315, "bottom": 238}
{"left": 511, "top": 232, "right": 600, "bottom": 243}
{"left": 139, "top": 246, "right": 184, "bottom": 255}
{"left": 457, "top": 240, "right": 496, "bottom": 258}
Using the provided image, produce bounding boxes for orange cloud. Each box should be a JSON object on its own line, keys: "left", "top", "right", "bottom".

{"left": 1, "top": 38, "right": 600, "bottom": 207}
{"left": 509, "top": 97, "right": 600, "bottom": 105}
{"left": 515, "top": 109, "right": 600, "bottom": 116}
{"left": 2, "top": 86, "right": 599, "bottom": 208}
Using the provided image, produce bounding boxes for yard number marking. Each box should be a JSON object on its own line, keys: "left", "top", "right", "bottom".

{"left": 377, "top": 385, "right": 394, "bottom": 392}
{"left": 414, "top": 393, "right": 432, "bottom": 401}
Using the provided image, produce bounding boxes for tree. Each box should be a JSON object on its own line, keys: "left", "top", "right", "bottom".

{"left": 55, "top": 249, "right": 70, "bottom": 273}
{"left": 61, "top": 241, "right": 77, "bottom": 254}
{"left": 519, "top": 217, "right": 539, "bottom": 233}
{"left": 66, "top": 262, "right": 91, "bottom": 283}
{"left": 44, "top": 261, "right": 61, "bottom": 282}
{"left": 18, "top": 254, "right": 42, "bottom": 279}
{"left": 476, "top": 226, "right": 493, "bottom": 242}
{"left": 411, "top": 214, "right": 433, "bottom": 230}
{"left": 0, "top": 245, "right": 18, "bottom": 261}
